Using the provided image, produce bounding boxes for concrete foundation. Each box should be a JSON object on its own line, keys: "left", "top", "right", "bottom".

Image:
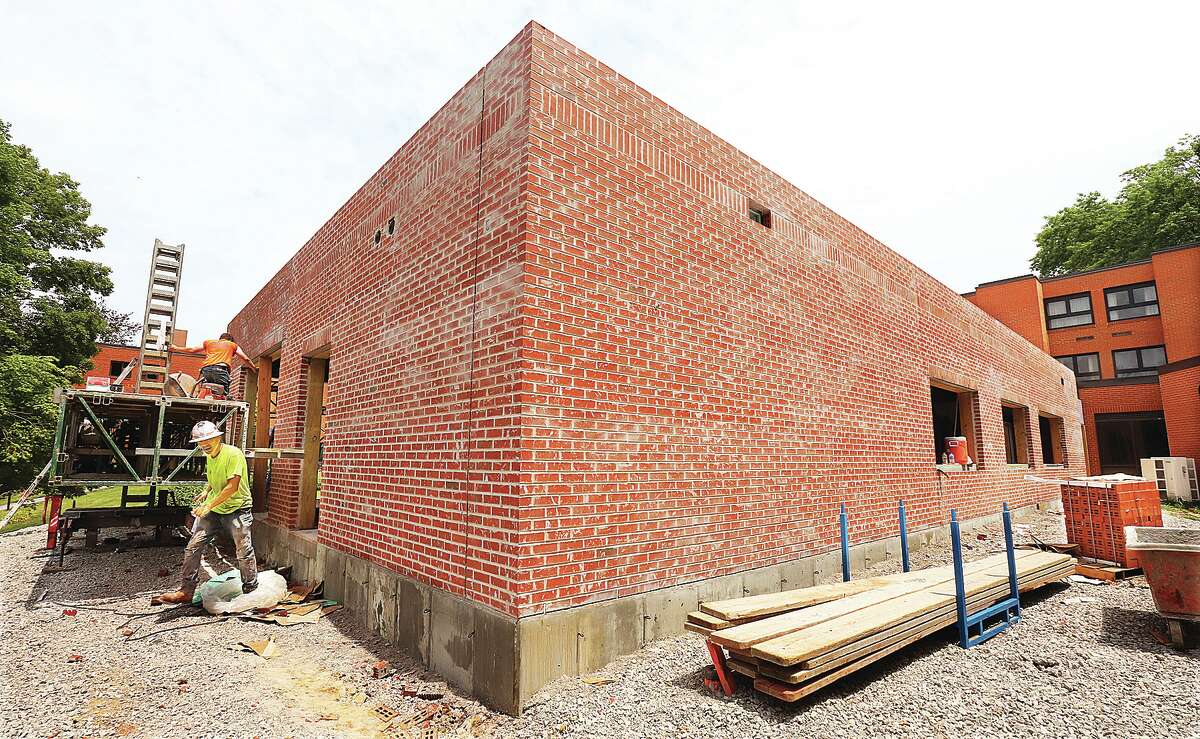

{"left": 251, "top": 499, "right": 1058, "bottom": 715}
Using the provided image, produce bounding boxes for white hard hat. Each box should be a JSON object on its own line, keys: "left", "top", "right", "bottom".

{"left": 190, "top": 420, "right": 223, "bottom": 443}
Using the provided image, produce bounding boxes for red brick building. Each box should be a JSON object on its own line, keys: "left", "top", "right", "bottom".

{"left": 966, "top": 243, "right": 1200, "bottom": 474}
{"left": 228, "top": 23, "right": 1085, "bottom": 712}
{"left": 79, "top": 329, "right": 207, "bottom": 392}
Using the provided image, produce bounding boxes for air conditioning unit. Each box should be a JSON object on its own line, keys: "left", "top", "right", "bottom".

{"left": 1140, "top": 457, "right": 1199, "bottom": 502}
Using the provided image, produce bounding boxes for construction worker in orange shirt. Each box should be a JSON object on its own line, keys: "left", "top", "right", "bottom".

{"left": 169, "top": 332, "right": 252, "bottom": 397}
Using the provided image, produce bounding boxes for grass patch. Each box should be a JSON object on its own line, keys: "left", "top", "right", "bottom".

{"left": 1164, "top": 501, "right": 1200, "bottom": 521}
{"left": 1, "top": 486, "right": 151, "bottom": 535}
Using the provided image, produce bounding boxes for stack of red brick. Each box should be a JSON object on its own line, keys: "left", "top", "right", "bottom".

{"left": 1061, "top": 477, "right": 1163, "bottom": 567}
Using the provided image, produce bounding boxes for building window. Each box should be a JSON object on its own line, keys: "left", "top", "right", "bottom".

{"left": 109, "top": 360, "right": 130, "bottom": 377}
{"left": 1044, "top": 292, "right": 1093, "bottom": 329}
{"left": 1112, "top": 345, "right": 1166, "bottom": 378}
{"left": 1054, "top": 352, "right": 1101, "bottom": 381}
{"left": 930, "top": 382, "right": 980, "bottom": 466}
{"left": 1001, "top": 403, "right": 1031, "bottom": 466}
{"left": 1105, "top": 282, "right": 1159, "bottom": 321}
{"left": 1038, "top": 413, "right": 1065, "bottom": 466}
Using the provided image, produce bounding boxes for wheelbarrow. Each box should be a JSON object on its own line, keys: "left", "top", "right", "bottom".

{"left": 1125, "top": 526, "right": 1200, "bottom": 648}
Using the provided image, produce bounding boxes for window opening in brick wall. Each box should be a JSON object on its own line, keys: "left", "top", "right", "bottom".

{"left": 1001, "top": 403, "right": 1031, "bottom": 466}
{"left": 930, "top": 382, "right": 980, "bottom": 467}
{"left": 1095, "top": 411, "right": 1169, "bottom": 475}
{"left": 1039, "top": 413, "right": 1066, "bottom": 466}
{"left": 1105, "top": 281, "right": 1159, "bottom": 321}
{"left": 1113, "top": 345, "right": 1166, "bottom": 378}
{"left": 748, "top": 200, "right": 771, "bottom": 228}
{"left": 109, "top": 360, "right": 130, "bottom": 377}
{"left": 1044, "top": 292, "right": 1093, "bottom": 329}
{"left": 1054, "top": 352, "right": 1100, "bottom": 381}
{"left": 299, "top": 355, "right": 329, "bottom": 530}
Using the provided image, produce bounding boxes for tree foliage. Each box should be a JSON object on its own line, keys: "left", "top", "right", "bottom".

{"left": 1031, "top": 135, "right": 1200, "bottom": 276}
{"left": 0, "top": 355, "right": 73, "bottom": 491}
{"left": 0, "top": 118, "right": 137, "bottom": 490}
{"left": 0, "top": 117, "right": 138, "bottom": 369}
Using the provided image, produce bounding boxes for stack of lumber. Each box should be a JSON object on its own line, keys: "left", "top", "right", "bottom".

{"left": 686, "top": 549, "right": 1074, "bottom": 702}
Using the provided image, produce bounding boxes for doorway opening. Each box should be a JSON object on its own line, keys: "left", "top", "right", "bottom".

{"left": 299, "top": 354, "right": 329, "bottom": 530}
{"left": 1095, "top": 411, "right": 1169, "bottom": 475}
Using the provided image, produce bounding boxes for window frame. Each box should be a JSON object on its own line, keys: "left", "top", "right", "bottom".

{"left": 1001, "top": 403, "right": 1032, "bottom": 467}
{"left": 1104, "top": 281, "right": 1159, "bottom": 323}
{"left": 1112, "top": 345, "right": 1167, "bottom": 379}
{"left": 929, "top": 380, "right": 982, "bottom": 469}
{"left": 109, "top": 360, "right": 130, "bottom": 377}
{"left": 1038, "top": 413, "right": 1066, "bottom": 466}
{"left": 1054, "top": 352, "right": 1101, "bottom": 381}
{"left": 1044, "top": 291, "right": 1094, "bottom": 330}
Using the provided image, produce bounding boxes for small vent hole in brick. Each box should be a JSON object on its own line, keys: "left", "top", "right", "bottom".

{"left": 748, "top": 200, "right": 772, "bottom": 228}
{"left": 374, "top": 229, "right": 381, "bottom": 245}
{"left": 388, "top": 217, "right": 395, "bottom": 236}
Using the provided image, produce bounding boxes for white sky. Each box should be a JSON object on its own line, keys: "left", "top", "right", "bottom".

{"left": 3, "top": 1, "right": 1197, "bottom": 342}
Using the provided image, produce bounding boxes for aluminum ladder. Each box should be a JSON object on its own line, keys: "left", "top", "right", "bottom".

{"left": 134, "top": 239, "right": 185, "bottom": 394}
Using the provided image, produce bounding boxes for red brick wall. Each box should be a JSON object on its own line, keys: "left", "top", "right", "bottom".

{"left": 228, "top": 22, "right": 1088, "bottom": 618}
{"left": 516, "top": 25, "right": 1084, "bottom": 614}
{"left": 79, "top": 341, "right": 206, "bottom": 392}
{"left": 1161, "top": 362, "right": 1200, "bottom": 463}
{"left": 1152, "top": 246, "right": 1200, "bottom": 361}
{"left": 964, "top": 276, "right": 1047, "bottom": 350}
{"left": 228, "top": 27, "right": 530, "bottom": 613}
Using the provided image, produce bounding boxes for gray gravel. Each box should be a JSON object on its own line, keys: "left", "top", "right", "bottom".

{"left": 2, "top": 508, "right": 1198, "bottom": 738}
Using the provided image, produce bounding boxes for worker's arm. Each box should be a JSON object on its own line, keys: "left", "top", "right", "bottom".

{"left": 193, "top": 484, "right": 209, "bottom": 506}
{"left": 234, "top": 345, "right": 253, "bottom": 364}
{"left": 193, "top": 475, "right": 240, "bottom": 517}
{"left": 169, "top": 344, "right": 205, "bottom": 354}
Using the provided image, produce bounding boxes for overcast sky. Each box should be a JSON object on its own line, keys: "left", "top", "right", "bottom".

{"left": 3, "top": 1, "right": 1197, "bottom": 343}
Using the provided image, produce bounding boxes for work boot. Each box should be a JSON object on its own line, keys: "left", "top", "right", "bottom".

{"left": 152, "top": 590, "right": 194, "bottom": 606}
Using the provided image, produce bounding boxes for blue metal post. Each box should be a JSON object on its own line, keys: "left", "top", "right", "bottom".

{"left": 840, "top": 503, "right": 851, "bottom": 582}
{"left": 950, "top": 510, "right": 969, "bottom": 648}
{"left": 898, "top": 499, "right": 911, "bottom": 573}
{"left": 1002, "top": 502, "right": 1021, "bottom": 620}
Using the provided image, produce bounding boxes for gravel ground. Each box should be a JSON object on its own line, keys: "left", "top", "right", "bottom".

{"left": 1, "top": 508, "right": 1198, "bottom": 738}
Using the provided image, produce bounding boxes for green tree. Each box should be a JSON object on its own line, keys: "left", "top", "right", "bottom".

{"left": 1031, "top": 135, "right": 1200, "bottom": 276}
{"left": 0, "top": 117, "right": 131, "bottom": 369}
{"left": 0, "top": 355, "right": 73, "bottom": 491}
{"left": 0, "top": 118, "right": 135, "bottom": 491}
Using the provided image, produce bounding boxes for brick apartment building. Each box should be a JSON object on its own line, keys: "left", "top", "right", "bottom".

{"left": 79, "top": 329, "right": 206, "bottom": 392}
{"left": 967, "top": 243, "right": 1200, "bottom": 475}
{"left": 226, "top": 23, "right": 1085, "bottom": 712}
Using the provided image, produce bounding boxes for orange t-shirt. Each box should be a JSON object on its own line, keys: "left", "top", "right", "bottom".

{"left": 201, "top": 339, "right": 238, "bottom": 368}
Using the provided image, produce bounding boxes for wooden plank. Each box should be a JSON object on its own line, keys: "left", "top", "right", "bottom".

{"left": 700, "top": 576, "right": 893, "bottom": 621}
{"left": 684, "top": 622, "right": 712, "bottom": 637}
{"left": 686, "top": 611, "right": 731, "bottom": 630}
{"left": 758, "top": 563, "right": 1074, "bottom": 682}
{"left": 252, "top": 356, "right": 272, "bottom": 509}
{"left": 298, "top": 357, "right": 327, "bottom": 530}
{"left": 710, "top": 550, "right": 1040, "bottom": 650}
{"left": 753, "top": 564, "right": 1073, "bottom": 701}
{"left": 752, "top": 552, "right": 1070, "bottom": 666}
{"left": 727, "top": 658, "right": 759, "bottom": 679}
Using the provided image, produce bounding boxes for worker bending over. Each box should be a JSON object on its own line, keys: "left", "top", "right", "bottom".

{"left": 155, "top": 421, "right": 257, "bottom": 604}
{"left": 169, "top": 332, "right": 251, "bottom": 397}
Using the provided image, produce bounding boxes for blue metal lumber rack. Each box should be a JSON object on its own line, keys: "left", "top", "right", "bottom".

{"left": 950, "top": 502, "right": 1022, "bottom": 648}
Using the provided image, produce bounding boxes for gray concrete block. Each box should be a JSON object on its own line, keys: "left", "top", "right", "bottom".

{"left": 518, "top": 611, "right": 579, "bottom": 703}
{"left": 639, "top": 586, "right": 698, "bottom": 644}
{"left": 576, "top": 597, "right": 640, "bottom": 675}
{"left": 779, "top": 558, "right": 814, "bottom": 590}
{"left": 395, "top": 578, "right": 430, "bottom": 666}
{"left": 322, "top": 547, "right": 348, "bottom": 604}
{"left": 472, "top": 606, "right": 518, "bottom": 715}
{"left": 861, "top": 538, "right": 888, "bottom": 569}
{"left": 696, "top": 573, "right": 743, "bottom": 605}
{"left": 430, "top": 589, "right": 474, "bottom": 693}
{"left": 741, "top": 567, "right": 782, "bottom": 598}
{"left": 368, "top": 564, "right": 399, "bottom": 644}
{"left": 342, "top": 554, "right": 369, "bottom": 616}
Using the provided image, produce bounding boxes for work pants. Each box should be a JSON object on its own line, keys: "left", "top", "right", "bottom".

{"left": 179, "top": 509, "right": 258, "bottom": 596}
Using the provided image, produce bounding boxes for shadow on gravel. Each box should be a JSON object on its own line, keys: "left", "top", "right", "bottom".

{"left": 1098, "top": 605, "right": 1199, "bottom": 658}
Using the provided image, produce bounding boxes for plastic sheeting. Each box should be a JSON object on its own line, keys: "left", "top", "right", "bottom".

{"left": 198, "top": 569, "right": 288, "bottom": 615}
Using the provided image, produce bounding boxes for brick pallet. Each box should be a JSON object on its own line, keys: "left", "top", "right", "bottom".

{"left": 687, "top": 550, "right": 1075, "bottom": 702}
{"left": 1060, "top": 476, "right": 1162, "bottom": 567}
